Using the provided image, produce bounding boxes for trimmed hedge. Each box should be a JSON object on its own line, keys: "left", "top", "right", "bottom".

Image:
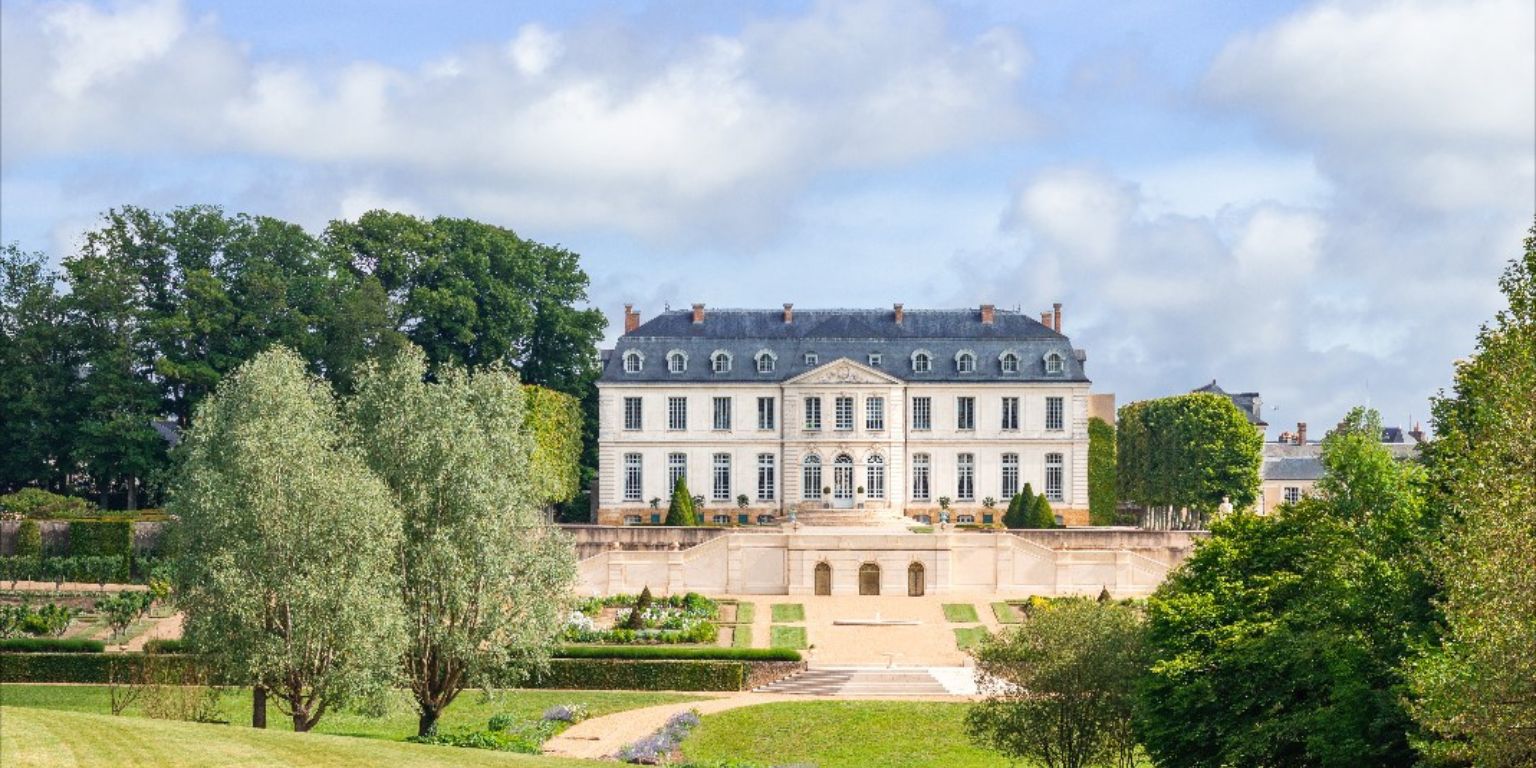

{"left": 142, "top": 638, "right": 187, "bottom": 654}
{"left": 68, "top": 521, "right": 133, "bottom": 558}
{"left": 0, "top": 652, "right": 195, "bottom": 683}
{"left": 526, "top": 659, "right": 747, "bottom": 691}
{"left": 0, "top": 637, "right": 106, "bottom": 653}
{"left": 555, "top": 645, "right": 799, "bottom": 662}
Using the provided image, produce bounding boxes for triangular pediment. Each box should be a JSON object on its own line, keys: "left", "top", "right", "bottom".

{"left": 784, "top": 358, "right": 904, "bottom": 386}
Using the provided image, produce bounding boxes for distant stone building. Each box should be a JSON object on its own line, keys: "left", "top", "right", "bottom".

{"left": 595, "top": 303, "right": 1095, "bottom": 526}
{"left": 1258, "top": 421, "right": 1424, "bottom": 514}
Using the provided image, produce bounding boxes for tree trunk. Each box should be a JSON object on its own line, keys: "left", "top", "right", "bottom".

{"left": 126, "top": 477, "right": 138, "bottom": 512}
{"left": 418, "top": 706, "right": 440, "bottom": 737}
{"left": 293, "top": 710, "right": 311, "bottom": 732}
{"left": 252, "top": 685, "right": 267, "bottom": 729}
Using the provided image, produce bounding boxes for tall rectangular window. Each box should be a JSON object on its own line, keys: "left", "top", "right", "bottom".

{"left": 866, "top": 456, "right": 885, "bottom": 499}
{"left": 804, "top": 397, "right": 822, "bottom": 430}
{"left": 623, "top": 453, "right": 642, "bottom": 501}
{"left": 912, "top": 397, "right": 932, "bottom": 430}
{"left": 1045, "top": 452, "right": 1064, "bottom": 502}
{"left": 802, "top": 457, "right": 822, "bottom": 500}
{"left": 668, "top": 452, "right": 687, "bottom": 489}
{"left": 757, "top": 454, "right": 776, "bottom": 501}
{"left": 668, "top": 397, "right": 687, "bottom": 430}
{"left": 713, "top": 453, "right": 732, "bottom": 501}
{"left": 757, "top": 397, "right": 775, "bottom": 430}
{"left": 957, "top": 453, "right": 975, "bottom": 501}
{"left": 866, "top": 397, "right": 885, "bottom": 430}
{"left": 1046, "top": 396, "right": 1064, "bottom": 431}
{"left": 835, "top": 396, "right": 854, "bottom": 430}
{"left": 623, "top": 397, "right": 643, "bottom": 431}
{"left": 1001, "top": 397, "right": 1019, "bottom": 430}
{"left": 911, "top": 454, "right": 931, "bottom": 501}
{"left": 957, "top": 397, "right": 976, "bottom": 431}
{"left": 1001, "top": 453, "right": 1019, "bottom": 498}
{"left": 713, "top": 396, "right": 732, "bottom": 431}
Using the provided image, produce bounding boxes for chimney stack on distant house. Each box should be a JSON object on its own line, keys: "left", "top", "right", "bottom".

{"left": 782, "top": 303, "right": 794, "bottom": 323}
{"left": 1296, "top": 422, "right": 1308, "bottom": 445}
{"left": 623, "top": 304, "right": 640, "bottom": 334}
{"left": 980, "top": 304, "right": 995, "bottom": 325}
{"left": 1409, "top": 422, "right": 1425, "bottom": 443}
{"left": 1040, "top": 311, "right": 1053, "bottom": 327}
{"left": 1053, "top": 302, "right": 1062, "bottom": 332}
{"left": 893, "top": 303, "right": 904, "bottom": 324}
{"left": 692, "top": 303, "right": 705, "bottom": 324}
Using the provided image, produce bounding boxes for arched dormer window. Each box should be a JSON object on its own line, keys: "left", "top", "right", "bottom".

{"left": 955, "top": 350, "right": 977, "bottom": 373}
{"left": 1044, "top": 351, "right": 1065, "bottom": 375}
{"left": 667, "top": 350, "right": 688, "bottom": 373}
{"left": 999, "top": 350, "right": 1020, "bottom": 374}
{"left": 710, "top": 350, "right": 732, "bottom": 373}
{"left": 911, "top": 349, "right": 933, "bottom": 373}
{"left": 755, "top": 350, "right": 777, "bottom": 373}
{"left": 622, "top": 350, "right": 644, "bottom": 373}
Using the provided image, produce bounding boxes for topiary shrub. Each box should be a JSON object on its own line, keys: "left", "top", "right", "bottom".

{"left": 0, "top": 489, "right": 93, "bottom": 519}
{"left": 1031, "top": 496, "right": 1056, "bottom": 529}
{"left": 623, "top": 586, "right": 653, "bottom": 630}
{"left": 665, "top": 478, "right": 697, "bottom": 526}
{"left": 14, "top": 520, "right": 42, "bottom": 559}
{"left": 68, "top": 521, "right": 133, "bottom": 559}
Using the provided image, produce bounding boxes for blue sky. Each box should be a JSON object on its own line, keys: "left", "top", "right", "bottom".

{"left": 2, "top": 0, "right": 1532, "bottom": 436}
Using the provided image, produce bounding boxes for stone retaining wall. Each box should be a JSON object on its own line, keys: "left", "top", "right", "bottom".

{"left": 744, "top": 660, "right": 808, "bottom": 690}
{"left": 0, "top": 521, "right": 170, "bottom": 557}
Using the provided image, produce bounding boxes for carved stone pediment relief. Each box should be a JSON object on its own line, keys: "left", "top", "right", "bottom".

{"left": 789, "top": 358, "right": 902, "bottom": 386}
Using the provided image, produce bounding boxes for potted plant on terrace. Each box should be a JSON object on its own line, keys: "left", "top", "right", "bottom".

{"left": 822, "top": 486, "right": 832, "bottom": 509}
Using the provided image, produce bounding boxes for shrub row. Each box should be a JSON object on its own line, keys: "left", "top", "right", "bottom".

{"left": 554, "top": 645, "right": 799, "bottom": 662}
{"left": 0, "top": 637, "right": 105, "bottom": 653}
{"left": 525, "top": 659, "right": 747, "bottom": 691}
{"left": 0, "top": 652, "right": 194, "bottom": 683}
{"left": 0, "top": 555, "right": 172, "bottom": 586}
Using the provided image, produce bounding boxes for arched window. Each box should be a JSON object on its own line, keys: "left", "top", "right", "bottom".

{"left": 710, "top": 350, "right": 732, "bottom": 373}
{"left": 815, "top": 562, "right": 832, "bottom": 595}
{"left": 907, "top": 562, "right": 925, "bottom": 596}
{"left": 999, "top": 351, "right": 1019, "bottom": 373}
{"left": 802, "top": 455, "right": 823, "bottom": 500}
{"left": 859, "top": 562, "right": 881, "bottom": 595}
{"left": 956, "top": 350, "right": 976, "bottom": 373}
{"left": 622, "top": 350, "right": 644, "bottom": 373}
{"left": 833, "top": 454, "right": 855, "bottom": 501}
{"left": 667, "top": 350, "right": 688, "bottom": 373}
{"left": 911, "top": 350, "right": 932, "bottom": 373}
{"left": 865, "top": 454, "right": 885, "bottom": 499}
{"left": 1044, "top": 352, "right": 1064, "bottom": 375}
{"left": 755, "top": 350, "right": 776, "bottom": 373}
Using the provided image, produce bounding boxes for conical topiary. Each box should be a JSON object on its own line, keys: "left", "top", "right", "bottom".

{"left": 1031, "top": 495, "right": 1056, "bottom": 529}
{"left": 665, "top": 477, "right": 697, "bottom": 526}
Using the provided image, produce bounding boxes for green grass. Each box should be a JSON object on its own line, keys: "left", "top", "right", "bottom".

{"left": 942, "top": 603, "right": 980, "bottom": 623}
{"left": 682, "top": 701, "right": 1010, "bottom": 767}
{"left": 0, "top": 706, "right": 588, "bottom": 768}
{"left": 0, "top": 685, "right": 703, "bottom": 741}
{"left": 954, "top": 627, "right": 990, "bottom": 651}
{"left": 990, "top": 602, "right": 1020, "bottom": 624}
{"left": 769, "top": 625, "right": 807, "bottom": 650}
{"left": 770, "top": 603, "right": 804, "bottom": 622}
{"left": 731, "top": 625, "right": 753, "bottom": 648}
{"left": 733, "top": 601, "right": 755, "bottom": 624}
{"left": 908, "top": 525, "right": 934, "bottom": 533}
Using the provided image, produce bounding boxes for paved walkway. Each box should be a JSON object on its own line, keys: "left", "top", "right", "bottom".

{"left": 733, "top": 592, "right": 1009, "bottom": 665}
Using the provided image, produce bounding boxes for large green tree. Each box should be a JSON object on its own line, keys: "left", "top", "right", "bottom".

{"left": 170, "top": 347, "right": 403, "bottom": 732}
{"left": 1409, "top": 225, "right": 1536, "bottom": 766}
{"left": 0, "top": 246, "right": 83, "bottom": 493}
{"left": 1116, "top": 393, "right": 1262, "bottom": 527}
{"left": 347, "top": 347, "right": 576, "bottom": 737}
{"left": 1138, "top": 407, "right": 1433, "bottom": 767}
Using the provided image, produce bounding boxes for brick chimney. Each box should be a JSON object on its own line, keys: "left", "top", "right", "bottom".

{"left": 1409, "top": 422, "right": 1425, "bottom": 443}
{"left": 782, "top": 303, "right": 793, "bottom": 323}
{"left": 980, "top": 304, "right": 995, "bottom": 325}
{"left": 1040, "top": 311, "right": 1053, "bottom": 327}
{"left": 1296, "top": 422, "right": 1308, "bottom": 445}
{"left": 623, "top": 304, "right": 639, "bottom": 334}
{"left": 691, "top": 303, "right": 705, "bottom": 324}
{"left": 893, "top": 303, "right": 904, "bottom": 324}
{"left": 1052, "top": 302, "right": 1062, "bottom": 332}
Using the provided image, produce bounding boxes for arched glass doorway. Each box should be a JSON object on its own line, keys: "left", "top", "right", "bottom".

{"left": 859, "top": 562, "right": 880, "bottom": 595}
{"left": 832, "top": 454, "right": 855, "bottom": 508}
{"left": 907, "top": 562, "right": 925, "bottom": 596}
{"left": 814, "top": 562, "right": 831, "bottom": 596}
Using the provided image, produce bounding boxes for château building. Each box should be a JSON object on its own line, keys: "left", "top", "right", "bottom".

{"left": 594, "top": 303, "right": 1094, "bottom": 526}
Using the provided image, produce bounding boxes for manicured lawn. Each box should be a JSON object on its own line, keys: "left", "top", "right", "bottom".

{"left": 734, "top": 602, "right": 755, "bottom": 624}
{"left": 732, "top": 625, "right": 753, "bottom": 648}
{"left": 769, "top": 625, "right": 807, "bottom": 649}
{"left": 770, "top": 603, "right": 804, "bottom": 622}
{"left": 942, "top": 603, "right": 980, "bottom": 623}
{"left": 954, "top": 627, "right": 990, "bottom": 651}
{"left": 682, "top": 700, "right": 1011, "bottom": 767}
{"left": 990, "top": 602, "right": 1020, "bottom": 624}
{"left": 0, "top": 685, "right": 703, "bottom": 741}
{"left": 0, "top": 706, "right": 589, "bottom": 768}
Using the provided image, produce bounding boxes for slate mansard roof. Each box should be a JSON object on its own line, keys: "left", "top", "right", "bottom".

{"left": 601, "top": 307, "right": 1090, "bottom": 384}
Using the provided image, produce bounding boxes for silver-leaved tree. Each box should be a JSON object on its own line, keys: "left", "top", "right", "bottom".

{"left": 348, "top": 347, "right": 577, "bottom": 737}
{"left": 171, "top": 347, "right": 404, "bottom": 732}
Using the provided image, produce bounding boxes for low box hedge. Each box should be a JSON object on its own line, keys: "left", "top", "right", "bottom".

{"left": 0, "top": 652, "right": 195, "bottom": 683}
{"left": 555, "top": 645, "right": 799, "bottom": 662}
{"left": 526, "top": 659, "right": 747, "bottom": 691}
{"left": 0, "top": 637, "right": 107, "bottom": 653}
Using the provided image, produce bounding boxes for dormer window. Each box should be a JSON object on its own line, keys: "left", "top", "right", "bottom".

{"left": 804, "top": 352, "right": 819, "bottom": 366}
{"left": 710, "top": 350, "right": 732, "bottom": 373}
{"left": 956, "top": 351, "right": 976, "bottom": 373}
{"left": 999, "top": 351, "right": 1019, "bottom": 374}
{"left": 911, "top": 350, "right": 932, "bottom": 373}
{"left": 1044, "top": 352, "right": 1064, "bottom": 375}
{"left": 667, "top": 350, "right": 688, "bottom": 373}
{"left": 867, "top": 353, "right": 882, "bottom": 367}
{"left": 755, "top": 350, "right": 777, "bottom": 373}
{"left": 622, "top": 350, "right": 644, "bottom": 373}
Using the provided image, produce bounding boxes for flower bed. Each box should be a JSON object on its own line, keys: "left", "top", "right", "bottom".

{"left": 564, "top": 591, "right": 719, "bottom": 645}
{"left": 618, "top": 709, "right": 701, "bottom": 764}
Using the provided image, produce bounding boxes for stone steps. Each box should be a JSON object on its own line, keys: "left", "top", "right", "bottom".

{"left": 754, "top": 666, "right": 955, "bottom": 696}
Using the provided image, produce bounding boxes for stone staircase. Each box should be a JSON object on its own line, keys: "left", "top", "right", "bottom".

{"left": 754, "top": 665, "right": 960, "bottom": 696}
{"left": 787, "top": 509, "right": 900, "bottom": 527}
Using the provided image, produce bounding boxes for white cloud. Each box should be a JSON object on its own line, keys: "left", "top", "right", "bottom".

{"left": 0, "top": 0, "right": 1030, "bottom": 241}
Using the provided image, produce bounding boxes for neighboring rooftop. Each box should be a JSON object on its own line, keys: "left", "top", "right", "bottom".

{"left": 1192, "top": 380, "right": 1267, "bottom": 427}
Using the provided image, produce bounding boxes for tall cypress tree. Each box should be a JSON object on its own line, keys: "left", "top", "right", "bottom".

{"left": 665, "top": 476, "right": 696, "bottom": 526}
